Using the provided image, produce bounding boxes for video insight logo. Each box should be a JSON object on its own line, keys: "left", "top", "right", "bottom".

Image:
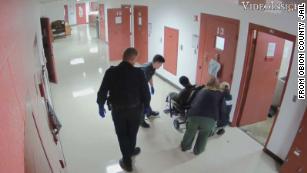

{"left": 241, "top": 0, "right": 300, "bottom": 12}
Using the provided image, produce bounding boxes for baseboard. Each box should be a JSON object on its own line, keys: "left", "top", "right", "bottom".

{"left": 263, "top": 148, "right": 284, "bottom": 164}
{"left": 155, "top": 73, "right": 181, "bottom": 90}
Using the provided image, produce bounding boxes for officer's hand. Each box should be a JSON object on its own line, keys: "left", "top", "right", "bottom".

{"left": 98, "top": 104, "right": 106, "bottom": 118}
{"left": 150, "top": 86, "right": 155, "bottom": 95}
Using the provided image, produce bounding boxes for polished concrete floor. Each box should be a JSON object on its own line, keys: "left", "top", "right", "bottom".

{"left": 51, "top": 25, "right": 280, "bottom": 173}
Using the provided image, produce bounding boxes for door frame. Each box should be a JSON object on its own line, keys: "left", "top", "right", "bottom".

{"left": 231, "top": 23, "right": 296, "bottom": 147}
{"left": 64, "top": 5, "right": 69, "bottom": 23}
{"left": 280, "top": 109, "right": 307, "bottom": 172}
{"left": 99, "top": 4, "right": 106, "bottom": 42}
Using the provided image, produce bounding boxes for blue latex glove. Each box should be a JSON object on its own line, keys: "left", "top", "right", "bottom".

{"left": 99, "top": 104, "right": 106, "bottom": 118}
{"left": 150, "top": 86, "right": 155, "bottom": 95}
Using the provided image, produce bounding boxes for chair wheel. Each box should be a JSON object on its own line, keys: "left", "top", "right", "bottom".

{"left": 173, "top": 119, "right": 180, "bottom": 130}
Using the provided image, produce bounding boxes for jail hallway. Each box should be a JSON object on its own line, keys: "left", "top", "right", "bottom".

{"left": 50, "top": 25, "right": 278, "bottom": 173}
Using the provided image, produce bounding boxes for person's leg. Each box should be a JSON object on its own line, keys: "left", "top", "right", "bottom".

{"left": 209, "top": 125, "right": 217, "bottom": 137}
{"left": 141, "top": 89, "right": 151, "bottom": 127}
{"left": 169, "top": 92, "right": 179, "bottom": 101}
{"left": 112, "top": 109, "right": 132, "bottom": 167}
{"left": 193, "top": 117, "right": 216, "bottom": 155}
{"left": 127, "top": 107, "right": 142, "bottom": 156}
{"left": 147, "top": 85, "right": 159, "bottom": 117}
{"left": 140, "top": 112, "right": 150, "bottom": 128}
{"left": 148, "top": 105, "right": 159, "bottom": 116}
{"left": 181, "top": 116, "right": 199, "bottom": 151}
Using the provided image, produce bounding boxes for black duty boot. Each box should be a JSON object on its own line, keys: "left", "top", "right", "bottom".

{"left": 147, "top": 111, "right": 160, "bottom": 119}
{"left": 217, "top": 128, "right": 225, "bottom": 136}
{"left": 141, "top": 121, "right": 150, "bottom": 128}
{"left": 119, "top": 159, "right": 132, "bottom": 172}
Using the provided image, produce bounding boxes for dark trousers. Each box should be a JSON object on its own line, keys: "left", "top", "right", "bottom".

{"left": 181, "top": 116, "right": 216, "bottom": 155}
{"left": 112, "top": 106, "right": 143, "bottom": 165}
{"left": 148, "top": 87, "right": 152, "bottom": 112}
{"left": 141, "top": 88, "right": 152, "bottom": 123}
{"left": 145, "top": 87, "right": 153, "bottom": 117}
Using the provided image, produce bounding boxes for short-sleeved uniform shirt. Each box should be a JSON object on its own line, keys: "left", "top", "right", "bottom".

{"left": 140, "top": 63, "right": 156, "bottom": 82}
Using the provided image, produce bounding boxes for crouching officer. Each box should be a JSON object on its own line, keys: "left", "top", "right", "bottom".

{"left": 97, "top": 48, "right": 150, "bottom": 172}
{"left": 140, "top": 55, "right": 165, "bottom": 128}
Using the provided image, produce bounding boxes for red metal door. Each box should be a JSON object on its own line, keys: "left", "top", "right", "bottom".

{"left": 99, "top": 4, "right": 105, "bottom": 42}
{"left": 64, "top": 5, "right": 69, "bottom": 23}
{"left": 196, "top": 13, "right": 239, "bottom": 85}
{"left": 163, "top": 27, "right": 179, "bottom": 75}
{"left": 90, "top": 2, "right": 99, "bottom": 11}
{"left": 76, "top": 3, "right": 86, "bottom": 25}
{"left": 107, "top": 8, "right": 131, "bottom": 61}
{"left": 134, "top": 5, "right": 148, "bottom": 64}
{"left": 239, "top": 32, "right": 285, "bottom": 125}
{"left": 281, "top": 110, "right": 307, "bottom": 173}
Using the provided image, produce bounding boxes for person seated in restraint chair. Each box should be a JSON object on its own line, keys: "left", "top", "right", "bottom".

{"left": 165, "top": 76, "right": 203, "bottom": 113}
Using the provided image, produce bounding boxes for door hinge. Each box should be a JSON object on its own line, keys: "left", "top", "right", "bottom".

{"left": 298, "top": 127, "right": 302, "bottom": 133}
{"left": 253, "top": 30, "right": 257, "bottom": 39}
{"left": 59, "top": 160, "right": 66, "bottom": 168}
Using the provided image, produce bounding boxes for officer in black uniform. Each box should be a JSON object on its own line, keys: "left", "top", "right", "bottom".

{"left": 97, "top": 48, "right": 150, "bottom": 172}
{"left": 140, "top": 55, "right": 165, "bottom": 128}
